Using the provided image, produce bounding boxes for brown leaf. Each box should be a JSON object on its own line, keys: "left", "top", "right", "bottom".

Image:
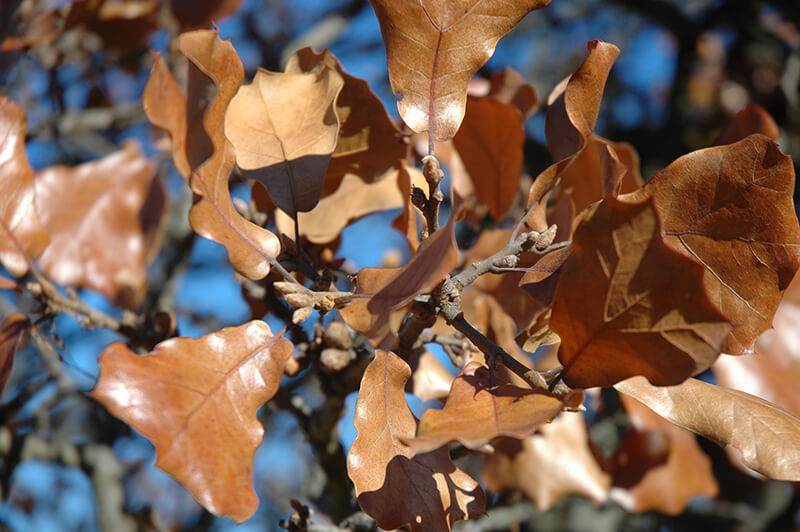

{"left": 0, "top": 313, "right": 29, "bottom": 396}
{"left": 370, "top": 0, "right": 551, "bottom": 141}
{"left": 545, "top": 40, "right": 620, "bottom": 161}
{"left": 347, "top": 350, "right": 485, "bottom": 531}
{"left": 391, "top": 162, "right": 422, "bottom": 253}
{"left": 286, "top": 48, "right": 408, "bottom": 185}
{"left": 35, "top": 143, "right": 164, "bottom": 309}
{"left": 339, "top": 267, "right": 405, "bottom": 343}
{"left": 611, "top": 391, "right": 718, "bottom": 515}
{"left": 405, "top": 362, "right": 573, "bottom": 455}
{"left": 0, "top": 96, "right": 50, "bottom": 276}
{"left": 712, "top": 300, "right": 800, "bottom": 418}
{"left": 621, "top": 135, "right": 800, "bottom": 353}
{"left": 487, "top": 67, "right": 540, "bottom": 120}
{"left": 90, "top": 321, "right": 293, "bottom": 522}
{"left": 143, "top": 52, "right": 191, "bottom": 179}
{"left": 552, "top": 195, "right": 732, "bottom": 388}
{"left": 452, "top": 97, "right": 525, "bottom": 221}
{"left": 174, "top": 30, "right": 281, "bottom": 280}
{"left": 716, "top": 104, "right": 780, "bottom": 145}
{"left": 407, "top": 348, "right": 455, "bottom": 403}
{"left": 483, "top": 413, "right": 610, "bottom": 509}
{"left": 615, "top": 376, "right": 800, "bottom": 481}
{"left": 169, "top": 0, "right": 243, "bottom": 32}
{"left": 224, "top": 55, "right": 344, "bottom": 218}
{"left": 274, "top": 164, "right": 426, "bottom": 245}
{"left": 0, "top": 276, "right": 20, "bottom": 291}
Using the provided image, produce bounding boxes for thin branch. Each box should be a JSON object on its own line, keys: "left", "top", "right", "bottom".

{"left": 414, "top": 155, "right": 444, "bottom": 239}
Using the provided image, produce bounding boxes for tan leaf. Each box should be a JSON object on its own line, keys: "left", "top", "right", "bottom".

{"left": 551, "top": 195, "right": 732, "bottom": 388}
{"left": 487, "top": 67, "right": 540, "bottom": 119}
{"left": 615, "top": 376, "right": 800, "bottom": 481}
{"left": 545, "top": 40, "right": 620, "bottom": 161}
{"left": 483, "top": 413, "right": 610, "bottom": 509}
{"left": 143, "top": 52, "right": 191, "bottom": 179}
{"left": 0, "top": 96, "right": 50, "bottom": 277}
{"left": 286, "top": 48, "right": 408, "bottom": 185}
{"left": 169, "top": 0, "right": 243, "bottom": 32}
{"left": 716, "top": 104, "right": 780, "bottom": 145}
{"left": 370, "top": 0, "right": 551, "bottom": 141}
{"left": 611, "top": 391, "right": 718, "bottom": 515}
{"left": 405, "top": 362, "right": 574, "bottom": 455}
{"left": 347, "top": 350, "right": 485, "bottom": 531}
{"left": 391, "top": 162, "right": 422, "bottom": 253}
{"left": 90, "top": 321, "right": 293, "bottom": 522}
{"left": 0, "top": 313, "right": 29, "bottom": 396}
{"left": 173, "top": 30, "right": 281, "bottom": 280}
{"left": 407, "top": 348, "right": 455, "bottom": 403}
{"left": 224, "top": 55, "right": 344, "bottom": 218}
{"left": 34, "top": 143, "right": 164, "bottom": 309}
{"left": 452, "top": 97, "right": 525, "bottom": 221}
{"left": 621, "top": 135, "right": 800, "bottom": 353}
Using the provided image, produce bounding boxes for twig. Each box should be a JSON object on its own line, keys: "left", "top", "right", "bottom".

{"left": 413, "top": 155, "right": 444, "bottom": 239}
{"left": 28, "top": 279, "right": 126, "bottom": 331}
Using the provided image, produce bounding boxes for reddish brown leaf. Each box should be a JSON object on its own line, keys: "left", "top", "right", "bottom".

{"left": 611, "top": 391, "right": 718, "bottom": 515}
{"left": 545, "top": 40, "right": 620, "bottom": 161}
{"left": 90, "top": 321, "right": 293, "bottom": 522}
{"left": 452, "top": 97, "right": 525, "bottom": 221}
{"left": 552, "top": 195, "right": 732, "bottom": 388}
{"left": 621, "top": 135, "right": 800, "bottom": 353}
{"left": 143, "top": 52, "right": 191, "bottom": 179}
{"left": 0, "top": 313, "right": 29, "bottom": 396}
{"left": 274, "top": 163, "right": 426, "bottom": 245}
{"left": 0, "top": 96, "right": 50, "bottom": 277}
{"left": 487, "top": 67, "right": 540, "bottom": 120}
{"left": 286, "top": 48, "right": 408, "bottom": 185}
{"left": 169, "top": 0, "right": 243, "bottom": 32}
{"left": 224, "top": 54, "right": 344, "bottom": 218}
{"left": 391, "top": 162, "right": 422, "bottom": 253}
{"left": 339, "top": 267, "right": 406, "bottom": 343}
{"left": 615, "top": 376, "right": 800, "bottom": 481}
{"left": 716, "top": 104, "right": 780, "bottom": 145}
{"left": 34, "top": 143, "right": 163, "bottom": 309}
{"left": 483, "top": 413, "right": 610, "bottom": 509}
{"left": 370, "top": 0, "right": 551, "bottom": 141}
{"left": 347, "top": 350, "right": 485, "bottom": 531}
{"left": 712, "top": 300, "right": 800, "bottom": 418}
{"left": 171, "top": 30, "right": 280, "bottom": 280}
{"left": 0, "top": 276, "right": 20, "bottom": 291}
{"left": 405, "top": 362, "right": 574, "bottom": 455}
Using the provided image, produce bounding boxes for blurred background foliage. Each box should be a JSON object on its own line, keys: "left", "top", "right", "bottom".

{"left": 0, "top": 0, "right": 799, "bottom": 530}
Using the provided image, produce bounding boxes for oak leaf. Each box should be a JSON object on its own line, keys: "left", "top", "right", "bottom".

{"left": 406, "top": 348, "right": 455, "bottom": 403}
{"left": 405, "top": 362, "right": 575, "bottom": 455}
{"left": 90, "top": 321, "right": 293, "bottom": 522}
{"left": 339, "top": 267, "right": 405, "bottom": 342}
{"left": 452, "top": 97, "right": 525, "bottom": 221}
{"left": 487, "top": 67, "right": 540, "bottom": 120}
{"left": 370, "top": 0, "right": 551, "bottom": 141}
{"left": 483, "top": 413, "right": 610, "bottom": 509}
{"left": 0, "top": 96, "right": 50, "bottom": 277}
{"left": 621, "top": 135, "right": 800, "bottom": 353}
{"left": 286, "top": 48, "right": 408, "bottom": 186}
{"left": 169, "top": 0, "right": 243, "bottom": 32}
{"left": 225, "top": 54, "right": 344, "bottom": 218}
{"left": 0, "top": 313, "right": 29, "bottom": 396}
{"left": 552, "top": 195, "right": 732, "bottom": 388}
{"left": 716, "top": 104, "right": 780, "bottom": 145}
{"left": 611, "top": 391, "right": 718, "bottom": 515}
{"left": 615, "top": 376, "right": 800, "bottom": 481}
{"left": 34, "top": 142, "right": 164, "bottom": 309}
{"left": 347, "top": 350, "right": 485, "bottom": 531}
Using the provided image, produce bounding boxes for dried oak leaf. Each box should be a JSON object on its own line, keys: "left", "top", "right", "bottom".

{"left": 370, "top": 0, "right": 551, "bottom": 141}
{"left": 716, "top": 104, "right": 780, "bottom": 145}
{"left": 169, "top": 30, "right": 281, "bottom": 280}
{"left": 483, "top": 413, "right": 611, "bottom": 509}
{"left": 0, "top": 276, "right": 19, "bottom": 290}
{"left": 286, "top": 48, "right": 408, "bottom": 186}
{"left": 611, "top": 391, "right": 718, "bottom": 515}
{"left": 224, "top": 53, "right": 344, "bottom": 218}
{"left": 551, "top": 195, "right": 732, "bottom": 389}
{"left": 34, "top": 142, "right": 164, "bottom": 309}
{"left": 487, "top": 67, "right": 540, "bottom": 120}
{"left": 406, "top": 348, "right": 455, "bottom": 403}
{"left": 0, "top": 313, "right": 29, "bottom": 396}
{"left": 405, "top": 362, "right": 576, "bottom": 455}
{"left": 0, "top": 96, "right": 50, "bottom": 276}
{"left": 169, "top": 0, "right": 243, "bottom": 32}
{"left": 452, "top": 96, "right": 525, "bottom": 222}
{"left": 90, "top": 321, "right": 293, "bottom": 522}
{"left": 615, "top": 376, "right": 800, "bottom": 481}
{"left": 347, "top": 350, "right": 485, "bottom": 531}
{"left": 621, "top": 135, "right": 800, "bottom": 354}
